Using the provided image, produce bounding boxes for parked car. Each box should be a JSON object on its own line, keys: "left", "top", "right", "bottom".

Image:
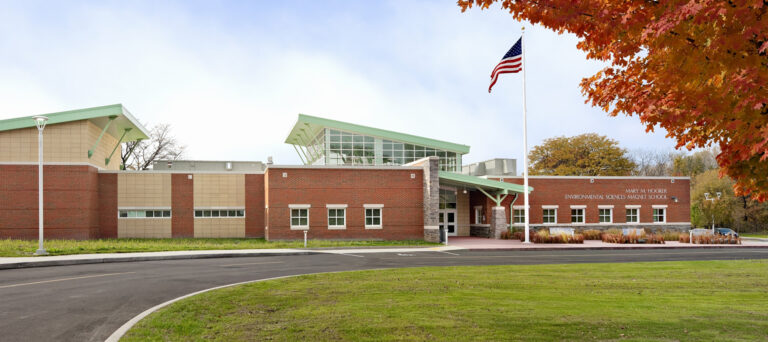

{"left": 715, "top": 228, "right": 739, "bottom": 238}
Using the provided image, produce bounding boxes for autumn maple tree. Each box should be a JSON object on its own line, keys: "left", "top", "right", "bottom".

{"left": 459, "top": 0, "right": 768, "bottom": 200}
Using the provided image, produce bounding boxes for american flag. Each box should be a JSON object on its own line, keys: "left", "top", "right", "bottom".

{"left": 488, "top": 37, "right": 522, "bottom": 93}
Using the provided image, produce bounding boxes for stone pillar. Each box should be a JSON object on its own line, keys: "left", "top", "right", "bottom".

{"left": 490, "top": 206, "right": 507, "bottom": 239}
{"left": 411, "top": 156, "right": 440, "bottom": 243}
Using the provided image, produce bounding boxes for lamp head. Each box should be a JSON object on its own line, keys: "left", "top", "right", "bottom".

{"left": 716, "top": 192, "right": 722, "bottom": 199}
{"left": 32, "top": 115, "right": 49, "bottom": 131}
{"left": 704, "top": 192, "right": 710, "bottom": 200}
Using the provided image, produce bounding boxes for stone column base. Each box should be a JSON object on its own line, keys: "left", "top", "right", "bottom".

{"left": 424, "top": 226, "right": 440, "bottom": 243}
{"left": 490, "top": 206, "right": 507, "bottom": 239}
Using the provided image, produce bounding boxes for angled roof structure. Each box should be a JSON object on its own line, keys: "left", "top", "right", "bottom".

{"left": 439, "top": 171, "right": 532, "bottom": 194}
{"left": 285, "top": 114, "right": 470, "bottom": 154}
{"left": 0, "top": 104, "right": 150, "bottom": 142}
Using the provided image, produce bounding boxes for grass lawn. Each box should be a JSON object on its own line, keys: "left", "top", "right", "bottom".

{"left": 0, "top": 238, "right": 437, "bottom": 257}
{"left": 124, "top": 260, "right": 768, "bottom": 342}
{"left": 741, "top": 232, "right": 768, "bottom": 238}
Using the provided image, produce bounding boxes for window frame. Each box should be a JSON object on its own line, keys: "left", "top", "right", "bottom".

{"left": 570, "top": 208, "right": 585, "bottom": 224}
{"left": 512, "top": 205, "right": 527, "bottom": 225}
{"left": 193, "top": 208, "right": 245, "bottom": 218}
{"left": 326, "top": 204, "right": 347, "bottom": 230}
{"left": 289, "top": 204, "right": 311, "bottom": 230}
{"left": 118, "top": 208, "right": 172, "bottom": 219}
{"left": 364, "top": 204, "right": 383, "bottom": 229}
{"left": 625, "top": 206, "right": 640, "bottom": 223}
{"left": 598, "top": 206, "right": 613, "bottom": 224}
{"left": 473, "top": 206, "right": 483, "bottom": 224}
{"left": 542, "top": 206, "right": 558, "bottom": 224}
{"left": 652, "top": 205, "right": 667, "bottom": 223}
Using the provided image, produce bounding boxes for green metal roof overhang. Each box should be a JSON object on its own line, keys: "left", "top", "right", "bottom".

{"left": 285, "top": 114, "right": 471, "bottom": 154}
{"left": 0, "top": 104, "right": 150, "bottom": 142}
{"left": 439, "top": 171, "right": 533, "bottom": 194}
{"left": 440, "top": 171, "right": 532, "bottom": 206}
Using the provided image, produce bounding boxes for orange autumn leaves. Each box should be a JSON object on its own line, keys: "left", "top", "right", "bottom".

{"left": 460, "top": 0, "right": 768, "bottom": 200}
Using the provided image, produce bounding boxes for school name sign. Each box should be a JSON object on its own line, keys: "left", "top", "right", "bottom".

{"left": 564, "top": 188, "right": 668, "bottom": 200}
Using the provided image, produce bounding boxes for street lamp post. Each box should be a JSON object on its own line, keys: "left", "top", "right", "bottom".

{"left": 703, "top": 192, "right": 722, "bottom": 235}
{"left": 33, "top": 115, "right": 49, "bottom": 255}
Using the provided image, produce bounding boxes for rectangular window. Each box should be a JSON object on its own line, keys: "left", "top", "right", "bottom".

{"left": 193, "top": 209, "right": 245, "bottom": 218}
{"left": 542, "top": 209, "right": 557, "bottom": 224}
{"left": 653, "top": 208, "right": 666, "bottom": 223}
{"left": 118, "top": 209, "right": 171, "bottom": 218}
{"left": 474, "top": 207, "right": 483, "bottom": 224}
{"left": 291, "top": 208, "right": 309, "bottom": 229}
{"left": 364, "top": 206, "right": 382, "bottom": 229}
{"left": 598, "top": 208, "right": 612, "bottom": 223}
{"left": 327, "top": 208, "right": 346, "bottom": 229}
{"left": 513, "top": 209, "right": 525, "bottom": 224}
{"left": 571, "top": 209, "right": 585, "bottom": 223}
{"left": 626, "top": 208, "right": 639, "bottom": 223}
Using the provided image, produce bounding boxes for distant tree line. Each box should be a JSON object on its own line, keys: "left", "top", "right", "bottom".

{"left": 528, "top": 133, "right": 768, "bottom": 232}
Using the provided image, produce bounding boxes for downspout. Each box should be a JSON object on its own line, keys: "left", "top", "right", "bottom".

{"left": 508, "top": 193, "right": 519, "bottom": 231}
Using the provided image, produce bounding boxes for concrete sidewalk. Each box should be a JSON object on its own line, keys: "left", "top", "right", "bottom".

{"left": 2, "top": 239, "right": 767, "bottom": 270}
{"left": 0, "top": 246, "right": 464, "bottom": 270}
{"left": 447, "top": 236, "right": 768, "bottom": 250}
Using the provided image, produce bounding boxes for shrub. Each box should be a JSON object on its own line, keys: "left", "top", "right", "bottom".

{"left": 500, "top": 230, "right": 512, "bottom": 240}
{"left": 684, "top": 234, "right": 741, "bottom": 245}
{"left": 531, "top": 231, "right": 584, "bottom": 244}
{"left": 662, "top": 231, "right": 683, "bottom": 241}
{"left": 580, "top": 229, "right": 602, "bottom": 240}
{"left": 512, "top": 231, "right": 525, "bottom": 241}
{"left": 602, "top": 231, "right": 665, "bottom": 244}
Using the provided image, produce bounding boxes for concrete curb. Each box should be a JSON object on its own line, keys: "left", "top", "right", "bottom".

{"left": 0, "top": 251, "right": 320, "bottom": 270}
{"left": 0, "top": 246, "right": 456, "bottom": 270}
{"left": 742, "top": 237, "right": 768, "bottom": 242}
{"left": 463, "top": 244, "right": 768, "bottom": 252}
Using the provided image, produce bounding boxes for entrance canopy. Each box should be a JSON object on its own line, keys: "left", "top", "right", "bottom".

{"left": 438, "top": 171, "right": 533, "bottom": 206}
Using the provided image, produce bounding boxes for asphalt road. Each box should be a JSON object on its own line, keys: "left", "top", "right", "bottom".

{"left": 1, "top": 248, "right": 767, "bottom": 342}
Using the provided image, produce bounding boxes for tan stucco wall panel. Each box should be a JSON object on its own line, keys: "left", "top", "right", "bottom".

{"left": 118, "top": 173, "right": 172, "bottom": 207}
{"left": 193, "top": 174, "right": 245, "bottom": 207}
{"left": 118, "top": 219, "right": 172, "bottom": 238}
{"left": 0, "top": 120, "right": 121, "bottom": 170}
{"left": 456, "top": 191, "right": 470, "bottom": 236}
{"left": 194, "top": 218, "right": 245, "bottom": 238}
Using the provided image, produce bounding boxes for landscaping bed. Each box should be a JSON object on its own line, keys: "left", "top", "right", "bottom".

{"left": 123, "top": 260, "right": 768, "bottom": 341}
{"left": 678, "top": 234, "right": 741, "bottom": 244}
{"left": 509, "top": 230, "right": 584, "bottom": 243}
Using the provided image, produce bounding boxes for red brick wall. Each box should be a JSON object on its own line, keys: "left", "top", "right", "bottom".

{"left": 171, "top": 174, "right": 194, "bottom": 237}
{"left": 245, "top": 174, "right": 265, "bottom": 238}
{"left": 474, "top": 177, "right": 691, "bottom": 225}
{"left": 265, "top": 168, "right": 424, "bottom": 240}
{"left": 0, "top": 164, "right": 100, "bottom": 239}
{"left": 98, "top": 173, "right": 118, "bottom": 238}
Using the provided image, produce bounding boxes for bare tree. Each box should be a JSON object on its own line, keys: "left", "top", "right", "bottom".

{"left": 121, "top": 123, "right": 186, "bottom": 170}
{"left": 629, "top": 149, "right": 678, "bottom": 176}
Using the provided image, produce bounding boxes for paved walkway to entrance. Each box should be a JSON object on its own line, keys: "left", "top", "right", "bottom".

{"left": 447, "top": 236, "right": 768, "bottom": 250}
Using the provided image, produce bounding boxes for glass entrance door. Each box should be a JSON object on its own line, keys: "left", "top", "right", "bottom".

{"left": 439, "top": 209, "right": 457, "bottom": 236}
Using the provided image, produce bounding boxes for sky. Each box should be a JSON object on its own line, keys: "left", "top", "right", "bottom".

{"left": 0, "top": 0, "right": 680, "bottom": 170}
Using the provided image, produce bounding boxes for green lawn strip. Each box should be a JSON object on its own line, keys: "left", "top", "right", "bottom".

{"left": 741, "top": 233, "right": 768, "bottom": 238}
{"left": 0, "top": 238, "right": 437, "bottom": 257}
{"left": 124, "top": 260, "right": 768, "bottom": 342}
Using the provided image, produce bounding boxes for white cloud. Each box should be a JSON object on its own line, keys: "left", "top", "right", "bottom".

{"left": 0, "top": 0, "right": 679, "bottom": 170}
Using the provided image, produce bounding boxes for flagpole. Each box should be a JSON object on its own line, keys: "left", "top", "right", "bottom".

{"left": 521, "top": 26, "right": 531, "bottom": 244}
